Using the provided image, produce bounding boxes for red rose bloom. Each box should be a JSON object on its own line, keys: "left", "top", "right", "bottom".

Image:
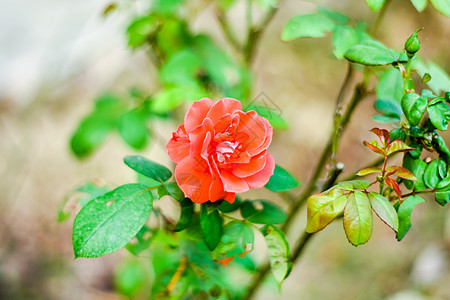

{"left": 166, "top": 98, "right": 274, "bottom": 204}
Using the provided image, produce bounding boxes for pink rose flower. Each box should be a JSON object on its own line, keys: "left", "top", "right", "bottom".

{"left": 166, "top": 98, "right": 274, "bottom": 203}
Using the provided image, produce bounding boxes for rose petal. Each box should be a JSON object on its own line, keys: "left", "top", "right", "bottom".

{"left": 166, "top": 124, "right": 190, "bottom": 163}
{"left": 221, "top": 171, "right": 250, "bottom": 193}
{"left": 175, "top": 156, "right": 214, "bottom": 203}
{"left": 248, "top": 117, "right": 273, "bottom": 156}
{"left": 233, "top": 111, "right": 268, "bottom": 154}
{"left": 206, "top": 98, "right": 242, "bottom": 126}
{"left": 189, "top": 117, "right": 214, "bottom": 160}
{"left": 184, "top": 98, "right": 214, "bottom": 132}
{"left": 244, "top": 152, "right": 275, "bottom": 188}
{"left": 232, "top": 151, "right": 267, "bottom": 177}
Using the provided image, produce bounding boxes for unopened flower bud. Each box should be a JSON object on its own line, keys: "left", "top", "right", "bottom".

{"left": 405, "top": 29, "right": 422, "bottom": 57}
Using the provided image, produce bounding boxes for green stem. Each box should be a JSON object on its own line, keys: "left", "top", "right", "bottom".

{"left": 370, "top": 0, "right": 392, "bottom": 36}
{"left": 401, "top": 189, "right": 435, "bottom": 198}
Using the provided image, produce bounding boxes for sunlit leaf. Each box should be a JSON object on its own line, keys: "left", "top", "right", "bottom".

{"left": 368, "top": 192, "right": 398, "bottom": 232}
{"left": 402, "top": 153, "right": 427, "bottom": 190}
{"left": 385, "top": 166, "right": 416, "bottom": 180}
{"left": 363, "top": 140, "right": 386, "bottom": 156}
{"left": 118, "top": 110, "right": 149, "bottom": 150}
{"left": 331, "top": 180, "right": 372, "bottom": 191}
{"left": 343, "top": 192, "right": 373, "bottom": 246}
{"left": 306, "top": 194, "right": 347, "bottom": 233}
{"left": 356, "top": 166, "right": 382, "bottom": 176}
{"left": 396, "top": 195, "right": 425, "bottom": 241}
{"left": 73, "top": 184, "right": 153, "bottom": 258}
{"left": 386, "top": 140, "right": 414, "bottom": 156}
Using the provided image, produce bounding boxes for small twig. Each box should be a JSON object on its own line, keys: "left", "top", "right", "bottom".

{"left": 331, "top": 64, "right": 354, "bottom": 166}
{"left": 401, "top": 189, "right": 435, "bottom": 199}
{"left": 243, "top": 1, "right": 280, "bottom": 65}
{"left": 167, "top": 255, "right": 188, "bottom": 293}
{"left": 216, "top": 8, "right": 242, "bottom": 53}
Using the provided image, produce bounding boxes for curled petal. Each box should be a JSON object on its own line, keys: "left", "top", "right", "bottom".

{"left": 232, "top": 151, "right": 267, "bottom": 178}
{"left": 166, "top": 124, "right": 190, "bottom": 163}
{"left": 206, "top": 98, "right": 242, "bottom": 126}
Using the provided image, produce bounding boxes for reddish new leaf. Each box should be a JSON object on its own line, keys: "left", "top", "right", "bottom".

{"left": 385, "top": 166, "right": 417, "bottom": 180}
{"left": 385, "top": 177, "right": 402, "bottom": 199}
{"left": 363, "top": 140, "right": 386, "bottom": 156}
{"left": 356, "top": 166, "right": 382, "bottom": 176}
{"left": 386, "top": 140, "right": 414, "bottom": 156}
{"left": 370, "top": 128, "right": 390, "bottom": 147}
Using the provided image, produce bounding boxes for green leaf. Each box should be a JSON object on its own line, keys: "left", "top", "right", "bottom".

{"left": 367, "top": 192, "right": 398, "bottom": 232}
{"left": 200, "top": 207, "right": 223, "bottom": 250}
{"left": 411, "top": 0, "right": 428, "bottom": 11}
{"left": 219, "top": 195, "right": 241, "bottom": 213}
{"left": 240, "top": 200, "right": 287, "bottom": 224}
{"left": 118, "top": 110, "right": 149, "bottom": 150}
{"left": 306, "top": 194, "right": 347, "bottom": 233}
{"left": 332, "top": 25, "right": 359, "bottom": 59}
{"left": 260, "top": 225, "right": 291, "bottom": 287}
{"left": 437, "top": 175, "right": 450, "bottom": 191}
{"left": 114, "top": 260, "right": 146, "bottom": 297}
{"left": 127, "top": 16, "right": 158, "bottom": 49}
{"left": 124, "top": 155, "right": 172, "bottom": 183}
{"left": 318, "top": 7, "right": 349, "bottom": 24}
{"left": 331, "top": 180, "right": 372, "bottom": 191}
{"left": 150, "top": 86, "right": 204, "bottom": 114}
{"left": 430, "top": 0, "right": 450, "bottom": 17}
{"left": 401, "top": 93, "right": 427, "bottom": 126}
{"left": 396, "top": 195, "right": 425, "bottom": 241}
{"left": 265, "top": 165, "right": 300, "bottom": 191}
{"left": 435, "top": 191, "right": 450, "bottom": 206}
{"left": 151, "top": 0, "right": 183, "bottom": 14}
{"left": 160, "top": 50, "right": 202, "bottom": 86}
{"left": 281, "top": 14, "right": 335, "bottom": 41}
{"left": 423, "top": 159, "right": 444, "bottom": 188}
{"left": 157, "top": 182, "right": 184, "bottom": 201}
{"left": 212, "top": 221, "right": 254, "bottom": 262}
{"left": 428, "top": 102, "right": 450, "bottom": 130}
{"left": 173, "top": 198, "right": 194, "bottom": 232}
{"left": 377, "top": 68, "right": 404, "bottom": 105}
{"left": 343, "top": 192, "right": 373, "bottom": 246}
{"left": 402, "top": 153, "right": 427, "bottom": 190}
{"left": 344, "top": 44, "right": 399, "bottom": 66}
{"left": 73, "top": 184, "right": 153, "bottom": 258}
{"left": 414, "top": 60, "right": 450, "bottom": 94}
{"left": 365, "top": 0, "right": 386, "bottom": 11}
{"left": 125, "top": 225, "right": 153, "bottom": 255}
{"left": 246, "top": 104, "right": 288, "bottom": 129}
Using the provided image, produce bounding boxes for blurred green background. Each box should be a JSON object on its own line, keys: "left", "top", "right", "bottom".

{"left": 1, "top": 0, "right": 450, "bottom": 299}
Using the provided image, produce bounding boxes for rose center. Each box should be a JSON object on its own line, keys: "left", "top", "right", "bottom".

{"left": 215, "top": 140, "right": 241, "bottom": 163}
